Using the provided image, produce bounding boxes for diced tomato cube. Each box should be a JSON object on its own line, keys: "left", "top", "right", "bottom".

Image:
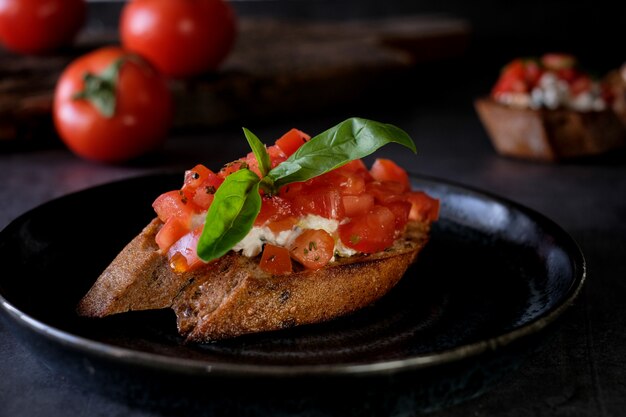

{"left": 167, "top": 227, "right": 204, "bottom": 273}
{"left": 218, "top": 159, "right": 246, "bottom": 179}
{"left": 406, "top": 191, "right": 440, "bottom": 222}
{"left": 304, "top": 170, "right": 365, "bottom": 196}
{"left": 255, "top": 196, "right": 293, "bottom": 226}
{"left": 382, "top": 200, "right": 412, "bottom": 236}
{"left": 266, "top": 216, "right": 297, "bottom": 234}
{"left": 267, "top": 145, "right": 288, "bottom": 168}
{"left": 290, "top": 189, "right": 344, "bottom": 219}
{"left": 155, "top": 216, "right": 189, "bottom": 253}
{"left": 338, "top": 205, "right": 396, "bottom": 253}
{"left": 337, "top": 159, "right": 374, "bottom": 181}
{"left": 152, "top": 190, "right": 197, "bottom": 223}
{"left": 342, "top": 193, "right": 374, "bottom": 217}
{"left": 180, "top": 166, "right": 223, "bottom": 210}
{"left": 370, "top": 158, "right": 410, "bottom": 191}
{"left": 182, "top": 164, "right": 213, "bottom": 194}
{"left": 366, "top": 181, "right": 406, "bottom": 204}
{"left": 290, "top": 229, "right": 335, "bottom": 270}
{"left": 259, "top": 244, "right": 292, "bottom": 275}
{"left": 275, "top": 128, "right": 310, "bottom": 157}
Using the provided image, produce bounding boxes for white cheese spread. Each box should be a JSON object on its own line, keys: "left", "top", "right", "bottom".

{"left": 231, "top": 214, "right": 358, "bottom": 259}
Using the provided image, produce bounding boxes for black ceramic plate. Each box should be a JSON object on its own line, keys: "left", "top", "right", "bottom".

{"left": 0, "top": 173, "right": 585, "bottom": 416}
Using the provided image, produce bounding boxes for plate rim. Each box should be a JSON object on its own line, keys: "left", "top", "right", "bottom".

{"left": 0, "top": 172, "right": 587, "bottom": 378}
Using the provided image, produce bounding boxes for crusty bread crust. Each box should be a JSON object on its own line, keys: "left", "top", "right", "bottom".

{"left": 474, "top": 97, "right": 626, "bottom": 161}
{"left": 77, "top": 219, "right": 431, "bottom": 342}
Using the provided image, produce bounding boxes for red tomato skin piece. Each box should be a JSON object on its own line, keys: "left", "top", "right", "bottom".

{"left": 338, "top": 205, "right": 396, "bottom": 254}
{"left": 290, "top": 229, "right": 335, "bottom": 270}
{"left": 259, "top": 244, "right": 292, "bottom": 275}
{"left": 0, "top": 0, "right": 86, "bottom": 54}
{"left": 370, "top": 159, "right": 410, "bottom": 191}
{"left": 152, "top": 190, "right": 197, "bottom": 224}
{"left": 275, "top": 129, "right": 311, "bottom": 156}
{"left": 407, "top": 192, "right": 440, "bottom": 222}
{"left": 53, "top": 47, "right": 173, "bottom": 163}
{"left": 120, "top": 0, "right": 237, "bottom": 77}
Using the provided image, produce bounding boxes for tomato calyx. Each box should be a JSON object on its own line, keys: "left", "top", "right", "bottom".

{"left": 72, "top": 57, "right": 126, "bottom": 118}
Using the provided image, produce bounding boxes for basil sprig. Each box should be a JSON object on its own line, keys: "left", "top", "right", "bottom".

{"left": 196, "top": 117, "right": 416, "bottom": 262}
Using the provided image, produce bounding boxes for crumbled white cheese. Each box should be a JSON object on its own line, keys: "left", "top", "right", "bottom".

{"left": 496, "top": 72, "right": 607, "bottom": 112}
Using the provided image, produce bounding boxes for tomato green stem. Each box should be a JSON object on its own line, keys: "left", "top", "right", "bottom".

{"left": 72, "top": 58, "right": 125, "bottom": 118}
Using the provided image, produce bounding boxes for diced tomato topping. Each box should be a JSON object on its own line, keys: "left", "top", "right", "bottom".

{"left": 259, "top": 244, "right": 292, "bottom": 275}
{"left": 382, "top": 200, "right": 412, "bottom": 236}
{"left": 266, "top": 216, "right": 297, "bottom": 234}
{"left": 275, "top": 128, "right": 310, "bottom": 157}
{"left": 167, "top": 227, "right": 204, "bottom": 273}
{"left": 155, "top": 216, "right": 190, "bottom": 252}
{"left": 152, "top": 190, "right": 197, "bottom": 224}
{"left": 338, "top": 205, "right": 396, "bottom": 253}
{"left": 337, "top": 159, "right": 373, "bottom": 181}
{"left": 290, "top": 189, "right": 344, "bottom": 219}
{"left": 154, "top": 134, "right": 440, "bottom": 273}
{"left": 406, "top": 191, "right": 440, "bottom": 222}
{"left": 278, "top": 181, "right": 304, "bottom": 198}
{"left": 267, "top": 145, "right": 288, "bottom": 168}
{"left": 290, "top": 229, "right": 335, "bottom": 270}
{"left": 342, "top": 193, "right": 374, "bottom": 217}
{"left": 370, "top": 158, "right": 410, "bottom": 191}
{"left": 218, "top": 159, "right": 246, "bottom": 179}
{"left": 366, "top": 181, "right": 406, "bottom": 204}
{"left": 255, "top": 196, "right": 293, "bottom": 226}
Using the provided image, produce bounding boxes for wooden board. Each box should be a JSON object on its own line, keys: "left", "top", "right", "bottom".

{"left": 0, "top": 15, "right": 469, "bottom": 148}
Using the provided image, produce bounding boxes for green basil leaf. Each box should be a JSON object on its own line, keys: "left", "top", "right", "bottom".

{"left": 196, "top": 169, "right": 261, "bottom": 262}
{"left": 266, "top": 117, "right": 416, "bottom": 188}
{"left": 242, "top": 127, "right": 271, "bottom": 177}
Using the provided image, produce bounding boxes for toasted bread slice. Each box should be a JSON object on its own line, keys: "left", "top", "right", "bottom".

{"left": 474, "top": 97, "right": 626, "bottom": 161}
{"left": 77, "top": 219, "right": 431, "bottom": 342}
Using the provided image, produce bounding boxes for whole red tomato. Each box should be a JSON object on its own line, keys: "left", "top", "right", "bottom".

{"left": 54, "top": 47, "right": 173, "bottom": 164}
{"left": 120, "top": 0, "right": 237, "bottom": 78}
{"left": 0, "top": 0, "right": 86, "bottom": 54}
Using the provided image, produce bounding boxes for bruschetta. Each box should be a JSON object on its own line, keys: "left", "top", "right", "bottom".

{"left": 475, "top": 53, "right": 626, "bottom": 161}
{"left": 77, "top": 118, "right": 439, "bottom": 342}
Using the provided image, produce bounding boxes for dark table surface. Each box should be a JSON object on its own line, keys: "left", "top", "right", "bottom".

{"left": 2, "top": 2, "right": 626, "bottom": 416}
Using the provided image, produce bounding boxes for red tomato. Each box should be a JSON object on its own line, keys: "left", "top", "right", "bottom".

{"left": 168, "top": 227, "right": 204, "bottom": 273}
{"left": 338, "top": 159, "right": 372, "bottom": 178}
{"left": 290, "top": 189, "right": 344, "bottom": 219}
{"left": 152, "top": 190, "right": 197, "bottom": 224}
{"left": 0, "top": 0, "right": 85, "bottom": 55}
{"left": 53, "top": 47, "right": 173, "bottom": 163}
{"left": 342, "top": 194, "right": 374, "bottom": 217}
{"left": 306, "top": 170, "right": 366, "bottom": 196}
{"left": 290, "top": 229, "right": 335, "bottom": 270}
{"left": 255, "top": 196, "right": 293, "bottom": 226}
{"left": 338, "top": 205, "right": 396, "bottom": 253}
{"left": 383, "top": 201, "right": 412, "bottom": 235}
{"left": 406, "top": 191, "right": 440, "bottom": 222}
{"left": 275, "top": 128, "right": 310, "bottom": 156}
{"left": 218, "top": 160, "right": 246, "bottom": 179}
{"left": 259, "top": 244, "right": 292, "bottom": 275}
{"left": 120, "top": 0, "right": 237, "bottom": 78}
{"left": 366, "top": 181, "right": 406, "bottom": 204}
{"left": 370, "top": 158, "right": 410, "bottom": 191}
{"left": 181, "top": 164, "right": 223, "bottom": 210}
{"left": 156, "top": 216, "right": 189, "bottom": 252}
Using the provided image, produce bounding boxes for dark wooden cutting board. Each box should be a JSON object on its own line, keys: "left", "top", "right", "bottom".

{"left": 0, "top": 15, "right": 469, "bottom": 148}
